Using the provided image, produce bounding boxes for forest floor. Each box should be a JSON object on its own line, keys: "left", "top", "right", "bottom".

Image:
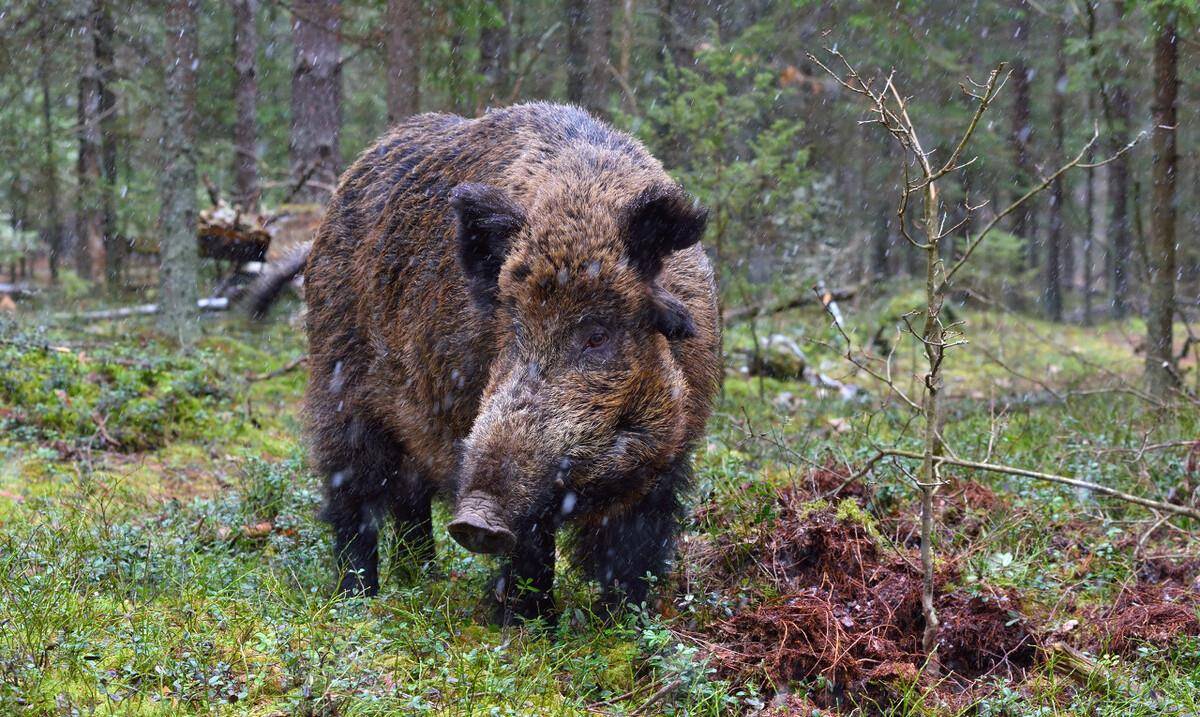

{"left": 0, "top": 289, "right": 1198, "bottom": 716}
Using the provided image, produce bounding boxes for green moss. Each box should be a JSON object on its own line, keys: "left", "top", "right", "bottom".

{"left": 0, "top": 336, "right": 234, "bottom": 452}
{"left": 597, "top": 641, "right": 640, "bottom": 695}
{"left": 834, "top": 496, "right": 882, "bottom": 541}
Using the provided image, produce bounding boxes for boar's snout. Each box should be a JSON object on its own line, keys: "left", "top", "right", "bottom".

{"left": 448, "top": 491, "right": 517, "bottom": 555}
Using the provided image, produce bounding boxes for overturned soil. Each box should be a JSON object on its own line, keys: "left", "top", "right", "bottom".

{"left": 676, "top": 465, "right": 1200, "bottom": 712}
{"left": 677, "top": 477, "right": 1038, "bottom": 708}
{"left": 1088, "top": 557, "right": 1200, "bottom": 655}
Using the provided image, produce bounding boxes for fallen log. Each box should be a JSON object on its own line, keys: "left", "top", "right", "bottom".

{"left": 0, "top": 282, "right": 37, "bottom": 299}
{"left": 737, "top": 333, "right": 808, "bottom": 380}
{"left": 55, "top": 297, "right": 229, "bottom": 322}
{"left": 723, "top": 285, "right": 859, "bottom": 325}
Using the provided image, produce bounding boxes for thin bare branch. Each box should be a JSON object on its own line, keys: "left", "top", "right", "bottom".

{"left": 933, "top": 63, "right": 1009, "bottom": 179}
{"left": 871, "top": 450, "right": 1200, "bottom": 521}
{"left": 942, "top": 126, "right": 1106, "bottom": 289}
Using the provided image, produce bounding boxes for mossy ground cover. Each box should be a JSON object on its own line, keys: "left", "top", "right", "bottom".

{"left": 0, "top": 296, "right": 1196, "bottom": 716}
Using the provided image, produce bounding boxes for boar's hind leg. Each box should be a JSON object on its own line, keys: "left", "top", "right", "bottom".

{"left": 325, "top": 493, "right": 386, "bottom": 597}
{"left": 320, "top": 417, "right": 423, "bottom": 597}
{"left": 576, "top": 459, "right": 691, "bottom": 610}
{"left": 493, "top": 518, "right": 556, "bottom": 626}
{"left": 327, "top": 474, "right": 433, "bottom": 595}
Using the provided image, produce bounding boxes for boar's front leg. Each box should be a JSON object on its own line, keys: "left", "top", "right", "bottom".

{"left": 576, "top": 458, "right": 690, "bottom": 610}
{"left": 492, "top": 516, "right": 556, "bottom": 626}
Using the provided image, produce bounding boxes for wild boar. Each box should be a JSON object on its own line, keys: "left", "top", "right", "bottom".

{"left": 248, "top": 103, "right": 721, "bottom": 623}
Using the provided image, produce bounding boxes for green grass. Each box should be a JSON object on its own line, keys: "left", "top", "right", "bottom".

{"left": 0, "top": 297, "right": 1197, "bottom": 715}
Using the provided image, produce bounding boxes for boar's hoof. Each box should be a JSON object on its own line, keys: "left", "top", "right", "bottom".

{"left": 448, "top": 492, "right": 516, "bottom": 555}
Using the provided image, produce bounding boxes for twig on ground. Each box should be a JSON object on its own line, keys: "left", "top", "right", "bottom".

{"left": 722, "top": 285, "right": 860, "bottom": 326}
{"left": 90, "top": 411, "right": 120, "bottom": 449}
{"left": 1136, "top": 511, "right": 1171, "bottom": 558}
{"left": 246, "top": 355, "right": 307, "bottom": 382}
{"left": 629, "top": 679, "right": 683, "bottom": 716}
{"left": 867, "top": 449, "right": 1200, "bottom": 521}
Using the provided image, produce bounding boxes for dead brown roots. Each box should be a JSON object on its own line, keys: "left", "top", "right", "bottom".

{"left": 680, "top": 484, "right": 1036, "bottom": 700}
{"left": 1091, "top": 558, "right": 1200, "bottom": 655}
{"left": 676, "top": 467, "right": 1200, "bottom": 712}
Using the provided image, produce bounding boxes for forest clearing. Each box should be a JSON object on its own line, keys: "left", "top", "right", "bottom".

{"left": 1, "top": 302, "right": 1197, "bottom": 715}
{"left": 1, "top": 0, "right": 1198, "bottom": 715}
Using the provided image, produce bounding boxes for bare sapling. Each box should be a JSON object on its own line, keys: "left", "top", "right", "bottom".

{"left": 808, "top": 49, "right": 1137, "bottom": 677}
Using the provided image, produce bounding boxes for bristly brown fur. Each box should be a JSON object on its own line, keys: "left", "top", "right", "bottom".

{"left": 299, "top": 102, "right": 721, "bottom": 621}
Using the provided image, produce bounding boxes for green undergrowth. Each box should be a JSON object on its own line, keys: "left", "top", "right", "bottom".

{"left": 0, "top": 298, "right": 1197, "bottom": 715}
{"left": 0, "top": 453, "right": 738, "bottom": 715}
{"left": 0, "top": 335, "right": 228, "bottom": 451}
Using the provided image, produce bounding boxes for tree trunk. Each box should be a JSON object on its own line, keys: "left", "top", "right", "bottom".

{"left": 1145, "top": 13, "right": 1178, "bottom": 397}
{"left": 9, "top": 193, "right": 25, "bottom": 283}
{"left": 1108, "top": 84, "right": 1132, "bottom": 319}
{"left": 1044, "top": 21, "right": 1067, "bottom": 321}
{"left": 1189, "top": 151, "right": 1200, "bottom": 287}
{"left": 664, "top": 0, "right": 697, "bottom": 68}
{"left": 567, "top": 0, "right": 614, "bottom": 114}
{"left": 39, "top": 43, "right": 62, "bottom": 283}
{"left": 918, "top": 178, "right": 944, "bottom": 679}
{"left": 290, "top": 0, "right": 341, "bottom": 204}
{"left": 1009, "top": 51, "right": 1039, "bottom": 271}
{"left": 96, "top": 0, "right": 120, "bottom": 287}
{"left": 232, "top": 0, "right": 260, "bottom": 212}
{"left": 618, "top": 0, "right": 635, "bottom": 94}
{"left": 479, "top": 0, "right": 511, "bottom": 108}
{"left": 872, "top": 206, "right": 890, "bottom": 279}
{"left": 385, "top": 0, "right": 420, "bottom": 122}
{"left": 158, "top": 0, "right": 200, "bottom": 343}
{"left": 657, "top": 0, "right": 672, "bottom": 65}
{"left": 565, "top": 0, "right": 588, "bottom": 104}
{"left": 1082, "top": 93, "right": 1096, "bottom": 326}
{"left": 1057, "top": 68, "right": 1075, "bottom": 298}
{"left": 77, "top": 0, "right": 105, "bottom": 283}
{"left": 584, "top": 0, "right": 614, "bottom": 116}
{"left": 119, "top": 89, "right": 136, "bottom": 287}
{"left": 447, "top": 29, "right": 470, "bottom": 115}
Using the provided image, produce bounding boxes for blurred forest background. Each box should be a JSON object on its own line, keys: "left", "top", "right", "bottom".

{"left": 0, "top": 0, "right": 1195, "bottom": 341}
{"left": 1, "top": 1, "right": 1200, "bottom": 715}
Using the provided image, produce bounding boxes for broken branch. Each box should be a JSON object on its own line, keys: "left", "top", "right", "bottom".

{"left": 869, "top": 449, "right": 1200, "bottom": 521}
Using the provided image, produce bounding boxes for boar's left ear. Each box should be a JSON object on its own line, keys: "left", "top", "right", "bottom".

{"left": 451, "top": 183, "right": 526, "bottom": 309}
{"left": 622, "top": 184, "right": 708, "bottom": 280}
{"left": 624, "top": 184, "right": 707, "bottom": 341}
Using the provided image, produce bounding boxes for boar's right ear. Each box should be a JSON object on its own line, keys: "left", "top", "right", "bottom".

{"left": 451, "top": 183, "right": 526, "bottom": 309}
{"left": 624, "top": 185, "right": 707, "bottom": 341}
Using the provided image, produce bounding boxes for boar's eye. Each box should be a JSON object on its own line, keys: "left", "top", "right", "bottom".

{"left": 580, "top": 321, "right": 619, "bottom": 364}
{"left": 583, "top": 327, "right": 610, "bottom": 352}
{"left": 577, "top": 322, "right": 616, "bottom": 364}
